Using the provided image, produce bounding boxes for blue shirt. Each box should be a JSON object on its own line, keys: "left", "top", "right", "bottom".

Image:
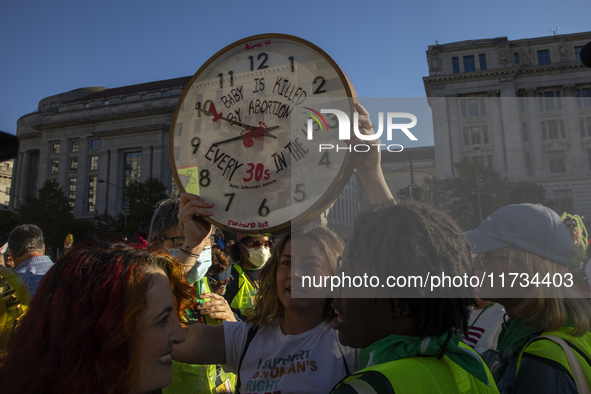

{"left": 14, "top": 255, "right": 54, "bottom": 297}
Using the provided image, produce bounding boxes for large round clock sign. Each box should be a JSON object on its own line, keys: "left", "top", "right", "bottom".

{"left": 170, "top": 33, "right": 357, "bottom": 235}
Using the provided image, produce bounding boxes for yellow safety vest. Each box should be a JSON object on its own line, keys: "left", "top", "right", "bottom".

{"left": 332, "top": 342, "right": 499, "bottom": 394}
{"left": 517, "top": 328, "right": 591, "bottom": 391}
{"left": 164, "top": 279, "right": 236, "bottom": 394}
{"left": 229, "top": 264, "right": 257, "bottom": 316}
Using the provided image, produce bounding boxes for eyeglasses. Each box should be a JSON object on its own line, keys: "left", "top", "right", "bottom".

{"left": 248, "top": 240, "right": 274, "bottom": 248}
{"left": 565, "top": 223, "right": 577, "bottom": 229}
{"left": 160, "top": 236, "right": 185, "bottom": 246}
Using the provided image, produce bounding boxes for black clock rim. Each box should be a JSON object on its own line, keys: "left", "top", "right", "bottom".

{"left": 170, "top": 33, "right": 359, "bottom": 235}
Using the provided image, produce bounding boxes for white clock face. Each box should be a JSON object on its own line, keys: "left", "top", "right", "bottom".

{"left": 171, "top": 34, "right": 356, "bottom": 234}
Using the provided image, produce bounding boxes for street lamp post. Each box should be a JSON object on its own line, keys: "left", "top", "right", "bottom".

{"left": 98, "top": 178, "right": 128, "bottom": 227}
{"left": 472, "top": 145, "right": 483, "bottom": 224}
{"left": 0, "top": 189, "right": 22, "bottom": 208}
{"left": 391, "top": 168, "right": 438, "bottom": 207}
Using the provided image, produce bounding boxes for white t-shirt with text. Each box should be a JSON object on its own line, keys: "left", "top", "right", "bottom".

{"left": 223, "top": 320, "right": 360, "bottom": 394}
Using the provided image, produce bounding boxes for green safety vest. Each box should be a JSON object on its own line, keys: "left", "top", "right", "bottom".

{"left": 332, "top": 342, "right": 499, "bottom": 394}
{"left": 164, "top": 279, "right": 236, "bottom": 394}
{"left": 229, "top": 264, "right": 257, "bottom": 316}
{"left": 516, "top": 328, "right": 591, "bottom": 391}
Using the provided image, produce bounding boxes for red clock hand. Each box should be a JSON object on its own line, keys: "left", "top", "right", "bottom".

{"left": 209, "top": 102, "right": 223, "bottom": 122}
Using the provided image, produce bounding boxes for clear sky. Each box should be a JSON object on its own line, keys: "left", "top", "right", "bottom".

{"left": 1, "top": 0, "right": 589, "bottom": 145}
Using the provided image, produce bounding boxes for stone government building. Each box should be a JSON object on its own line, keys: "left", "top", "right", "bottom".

{"left": 423, "top": 31, "right": 591, "bottom": 219}
{"left": 12, "top": 77, "right": 191, "bottom": 220}
{"left": 11, "top": 76, "right": 364, "bottom": 238}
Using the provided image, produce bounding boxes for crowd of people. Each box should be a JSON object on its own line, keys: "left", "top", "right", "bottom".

{"left": 0, "top": 104, "right": 590, "bottom": 393}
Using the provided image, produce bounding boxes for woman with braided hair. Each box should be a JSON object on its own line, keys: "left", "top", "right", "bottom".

{"left": 330, "top": 200, "right": 499, "bottom": 394}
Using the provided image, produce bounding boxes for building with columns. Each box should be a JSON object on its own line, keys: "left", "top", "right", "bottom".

{"left": 12, "top": 77, "right": 191, "bottom": 218}
{"left": 0, "top": 160, "right": 14, "bottom": 209}
{"left": 11, "top": 76, "right": 364, "bottom": 236}
{"left": 423, "top": 31, "right": 591, "bottom": 218}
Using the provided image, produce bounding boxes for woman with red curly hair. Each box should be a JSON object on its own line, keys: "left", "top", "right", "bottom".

{"left": 0, "top": 241, "right": 196, "bottom": 394}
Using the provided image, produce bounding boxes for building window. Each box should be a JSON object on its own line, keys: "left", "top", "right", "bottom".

{"left": 452, "top": 57, "right": 460, "bottom": 73}
{"left": 575, "top": 46, "right": 582, "bottom": 62}
{"left": 471, "top": 127, "right": 481, "bottom": 144}
{"left": 580, "top": 117, "right": 591, "bottom": 137}
{"left": 537, "top": 91, "right": 562, "bottom": 112}
{"left": 90, "top": 156, "right": 99, "bottom": 171}
{"left": 541, "top": 119, "right": 565, "bottom": 140}
{"left": 479, "top": 54, "right": 487, "bottom": 71}
{"left": 538, "top": 50, "right": 550, "bottom": 65}
{"left": 521, "top": 122, "right": 529, "bottom": 142}
{"left": 84, "top": 103, "right": 90, "bottom": 109}
{"left": 121, "top": 97, "right": 127, "bottom": 104}
{"left": 514, "top": 53, "right": 520, "bottom": 64}
{"left": 68, "top": 178, "right": 77, "bottom": 208}
{"left": 553, "top": 190, "right": 573, "bottom": 214}
{"left": 463, "top": 128, "right": 470, "bottom": 145}
{"left": 141, "top": 94, "right": 147, "bottom": 100}
{"left": 71, "top": 141, "right": 79, "bottom": 152}
{"left": 575, "top": 89, "right": 591, "bottom": 108}
{"left": 395, "top": 181, "right": 402, "bottom": 188}
{"left": 51, "top": 160, "right": 59, "bottom": 174}
{"left": 103, "top": 100, "right": 109, "bottom": 106}
{"left": 51, "top": 142, "right": 60, "bottom": 154}
{"left": 549, "top": 151, "right": 566, "bottom": 173}
{"left": 124, "top": 152, "right": 142, "bottom": 186}
{"left": 486, "top": 155, "right": 493, "bottom": 168}
{"left": 162, "top": 91, "right": 168, "bottom": 98}
{"left": 90, "top": 139, "right": 99, "bottom": 150}
{"left": 461, "top": 98, "right": 486, "bottom": 117}
{"left": 70, "top": 157, "right": 78, "bottom": 172}
{"left": 464, "top": 55, "right": 475, "bottom": 72}
{"left": 525, "top": 153, "right": 532, "bottom": 175}
{"left": 88, "top": 176, "right": 97, "bottom": 213}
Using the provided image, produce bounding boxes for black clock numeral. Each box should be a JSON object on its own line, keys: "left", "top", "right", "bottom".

{"left": 196, "top": 100, "right": 214, "bottom": 118}
{"left": 318, "top": 152, "right": 331, "bottom": 168}
{"left": 288, "top": 56, "right": 294, "bottom": 72}
{"left": 191, "top": 137, "right": 201, "bottom": 154}
{"left": 218, "top": 72, "right": 234, "bottom": 89}
{"left": 313, "top": 76, "right": 326, "bottom": 94}
{"left": 199, "top": 169, "right": 211, "bottom": 187}
{"left": 249, "top": 53, "right": 269, "bottom": 71}
{"left": 294, "top": 183, "right": 306, "bottom": 202}
{"left": 258, "top": 198, "right": 270, "bottom": 217}
{"left": 224, "top": 193, "right": 235, "bottom": 212}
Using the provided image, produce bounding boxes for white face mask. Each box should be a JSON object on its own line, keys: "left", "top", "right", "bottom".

{"left": 164, "top": 247, "right": 181, "bottom": 258}
{"left": 247, "top": 246, "right": 271, "bottom": 268}
{"left": 187, "top": 246, "right": 213, "bottom": 284}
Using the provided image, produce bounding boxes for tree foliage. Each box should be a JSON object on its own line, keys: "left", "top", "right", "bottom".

{"left": 0, "top": 209, "right": 18, "bottom": 245}
{"left": 118, "top": 177, "right": 168, "bottom": 240}
{"left": 424, "top": 159, "right": 550, "bottom": 230}
{"left": 16, "top": 180, "right": 92, "bottom": 254}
